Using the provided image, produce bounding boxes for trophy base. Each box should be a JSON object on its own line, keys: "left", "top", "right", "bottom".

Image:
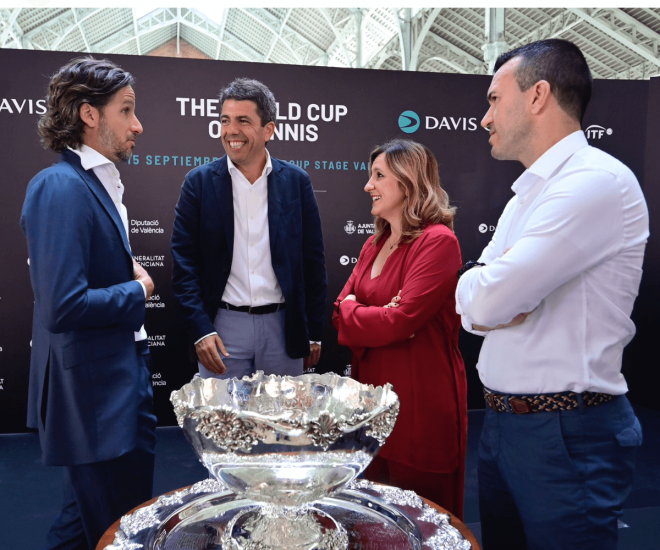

{"left": 221, "top": 505, "right": 348, "bottom": 550}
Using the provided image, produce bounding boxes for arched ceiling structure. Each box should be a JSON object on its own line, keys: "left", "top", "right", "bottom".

{"left": 2, "top": 7, "right": 660, "bottom": 80}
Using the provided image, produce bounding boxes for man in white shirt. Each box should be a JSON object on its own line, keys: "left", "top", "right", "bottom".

{"left": 456, "top": 39, "right": 647, "bottom": 549}
{"left": 21, "top": 57, "right": 156, "bottom": 550}
{"left": 172, "top": 79, "right": 326, "bottom": 379}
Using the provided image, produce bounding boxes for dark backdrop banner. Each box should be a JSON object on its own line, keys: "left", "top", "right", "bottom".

{"left": 0, "top": 49, "right": 656, "bottom": 432}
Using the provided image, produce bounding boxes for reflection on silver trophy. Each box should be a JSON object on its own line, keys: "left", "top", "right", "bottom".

{"left": 170, "top": 371, "right": 399, "bottom": 550}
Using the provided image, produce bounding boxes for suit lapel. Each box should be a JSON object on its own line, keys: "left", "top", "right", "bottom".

{"left": 61, "top": 150, "right": 133, "bottom": 258}
{"left": 212, "top": 157, "right": 234, "bottom": 257}
{"left": 268, "top": 158, "right": 285, "bottom": 251}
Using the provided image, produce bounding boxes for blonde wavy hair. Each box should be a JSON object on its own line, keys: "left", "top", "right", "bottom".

{"left": 370, "top": 139, "right": 456, "bottom": 245}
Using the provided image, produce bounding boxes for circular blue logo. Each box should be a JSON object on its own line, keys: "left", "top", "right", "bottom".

{"left": 398, "top": 110, "right": 420, "bottom": 133}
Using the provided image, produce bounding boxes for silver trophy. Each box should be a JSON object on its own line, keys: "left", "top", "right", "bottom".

{"left": 170, "top": 371, "right": 400, "bottom": 550}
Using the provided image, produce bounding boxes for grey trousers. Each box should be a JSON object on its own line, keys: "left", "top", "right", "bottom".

{"left": 198, "top": 307, "right": 304, "bottom": 380}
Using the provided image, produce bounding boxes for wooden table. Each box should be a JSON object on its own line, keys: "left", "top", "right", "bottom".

{"left": 97, "top": 485, "right": 481, "bottom": 550}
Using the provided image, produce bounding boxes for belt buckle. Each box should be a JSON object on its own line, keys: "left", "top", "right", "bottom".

{"left": 509, "top": 397, "right": 532, "bottom": 414}
{"left": 248, "top": 306, "right": 253, "bottom": 315}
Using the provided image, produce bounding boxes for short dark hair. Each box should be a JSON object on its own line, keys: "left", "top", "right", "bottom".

{"left": 218, "top": 78, "right": 276, "bottom": 126}
{"left": 494, "top": 39, "right": 592, "bottom": 122}
{"left": 38, "top": 57, "right": 135, "bottom": 152}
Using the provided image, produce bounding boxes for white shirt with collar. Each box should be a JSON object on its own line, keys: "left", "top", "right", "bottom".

{"left": 69, "top": 145, "right": 147, "bottom": 342}
{"left": 222, "top": 149, "right": 284, "bottom": 307}
{"left": 456, "top": 130, "right": 649, "bottom": 395}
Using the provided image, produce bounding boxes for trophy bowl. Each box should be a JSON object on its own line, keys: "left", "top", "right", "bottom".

{"left": 170, "top": 371, "right": 399, "bottom": 550}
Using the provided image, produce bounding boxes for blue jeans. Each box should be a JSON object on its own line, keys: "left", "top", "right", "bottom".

{"left": 478, "top": 394, "right": 642, "bottom": 550}
{"left": 198, "top": 307, "right": 304, "bottom": 380}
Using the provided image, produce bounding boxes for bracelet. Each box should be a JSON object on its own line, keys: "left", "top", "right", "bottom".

{"left": 457, "top": 261, "right": 486, "bottom": 280}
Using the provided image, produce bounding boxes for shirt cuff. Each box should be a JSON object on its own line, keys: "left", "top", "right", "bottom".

{"left": 195, "top": 332, "right": 217, "bottom": 345}
{"left": 137, "top": 280, "right": 147, "bottom": 299}
{"left": 310, "top": 341, "right": 321, "bottom": 345}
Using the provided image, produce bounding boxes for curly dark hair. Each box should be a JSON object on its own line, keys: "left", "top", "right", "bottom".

{"left": 218, "top": 78, "right": 277, "bottom": 126}
{"left": 38, "top": 57, "right": 135, "bottom": 152}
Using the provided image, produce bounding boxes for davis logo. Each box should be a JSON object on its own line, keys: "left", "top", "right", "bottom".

{"left": 344, "top": 221, "right": 356, "bottom": 235}
{"left": 399, "top": 110, "right": 420, "bottom": 134}
{"left": 585, "top": 125, "right": 613, "bottom": 140}
{"left": 398, "top": 110, "right": 478, "bottom": 133}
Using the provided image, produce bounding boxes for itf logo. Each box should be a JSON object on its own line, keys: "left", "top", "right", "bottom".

{"left": 585, "top": 125, "right": 613, "bottom": 140}
{"left": 398, "top": 110, "right": 420, "bottom": 134}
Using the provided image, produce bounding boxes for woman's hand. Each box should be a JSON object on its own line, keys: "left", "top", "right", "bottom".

{"left": 342, "top": 294, "right": 356, "bottom": 303}
{"left": 383, "top": 291, "right": 413, "bottom": 337}
{"left": 383, "top": 290, "right": 402, "bottom": 308}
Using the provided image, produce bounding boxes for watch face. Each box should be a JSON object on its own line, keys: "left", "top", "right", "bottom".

{"left": 458, "top": 261, "right": 484, "bottom": 279}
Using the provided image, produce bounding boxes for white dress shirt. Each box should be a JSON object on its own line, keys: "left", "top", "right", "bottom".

{"left": 222, "top": 149, "right": 284, "bottom": 307}
{"left": 456, "top": 131, "right": 648, "bottom": 395}
{"left": 69, "top": 145, "right": 147, "bottom": 341}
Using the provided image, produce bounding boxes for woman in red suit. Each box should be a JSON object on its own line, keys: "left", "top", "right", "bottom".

{"left": 333, "top": 139, "right": 467, "bottom": 519}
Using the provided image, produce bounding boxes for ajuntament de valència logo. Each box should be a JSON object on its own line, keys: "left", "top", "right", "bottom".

{"left": 585, "top": 125, "right": 613, "bottom": 140}
{"left": 399, "top": 110, "right": 421, "bottom": 134}
{"left": 398, "top": 110, "right": 479, "bottom": 134}
{"left": 344, "top": 222, "right": 375, "bottom": 235}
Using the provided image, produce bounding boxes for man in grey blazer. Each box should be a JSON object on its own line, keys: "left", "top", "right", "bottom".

{"left": 21, "top": 57, "right": 156, "bottom": 550}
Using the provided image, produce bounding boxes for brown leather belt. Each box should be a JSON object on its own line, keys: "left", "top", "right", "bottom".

{"left": 483, "top": 387, "right": 615, "bottom": 414}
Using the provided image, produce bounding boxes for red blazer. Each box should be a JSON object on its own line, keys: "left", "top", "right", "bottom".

{"left": 333, "top": 224, "right": 467, "bottom": 473}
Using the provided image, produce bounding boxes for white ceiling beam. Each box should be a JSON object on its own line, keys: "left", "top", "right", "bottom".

{"left": 428, "top": 32, "right": 485, "bottom": 69}
{"left": 395, "top": 8, "right": 413, "bottom": 70}
{"left": 1, "top": 8, "right": 22, "bottom": 48}
{"left": 507, "top": 9, "right": 583, "bottom": 49}
{"left": 238, "top": 8, "right": 302, "bottom": 64}
{"left": 569, "top": 8, "right": 660, "bottom": 68}
{"left": 432, "top": 17, "right": 482, "bottom": 58}
{"left": 320, "top": 8, "right": 355, "bottom": 67}
{"left": 418, "top": 54, "right": 468, "bottom": 74}
{"left": 73, "top": 8, "right": 92, "bottom": 52}
{"left": 216, "top": 8, "right": 228, "bottom": 60}
{"left": 410, "top": 8, "right": 441, "bottom": 71}
{"left": 52, "top": 8, "right": 103, "bottom": 50}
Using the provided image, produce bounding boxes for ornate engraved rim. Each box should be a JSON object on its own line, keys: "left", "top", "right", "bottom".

{"left": 171, "top": 372, "right": 400, "bottom": 451}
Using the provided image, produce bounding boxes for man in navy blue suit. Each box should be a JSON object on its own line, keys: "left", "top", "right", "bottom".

{"left": 21, "top": 58, "right": 156, "bottom": 550}
{"left": 171, "top": 78, "right": 326, "bottom": 379}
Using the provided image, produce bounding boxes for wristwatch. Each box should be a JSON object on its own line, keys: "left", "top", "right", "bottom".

{"left": 457, "top": 260, "right": 486, "bottom": 280}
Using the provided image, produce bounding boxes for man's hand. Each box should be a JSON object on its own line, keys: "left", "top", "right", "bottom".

{"left": 473, "top": 312, "right": 532, "bottom": 332}
{"left": 195, "top": 335, "right": 229, "bottom": 375}
{"left": 304, "top": 343, "right": 321, "bottom": 369}
{"left": 133, "top": 259, "right": 154, "bottom": 300}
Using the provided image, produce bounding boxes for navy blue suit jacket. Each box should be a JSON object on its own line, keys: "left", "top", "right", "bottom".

{"left": 21, "top": 149, "right": 147, "bottom": 466}
{"left": 171, "top": 155, "right": 327, "bottom": 358}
